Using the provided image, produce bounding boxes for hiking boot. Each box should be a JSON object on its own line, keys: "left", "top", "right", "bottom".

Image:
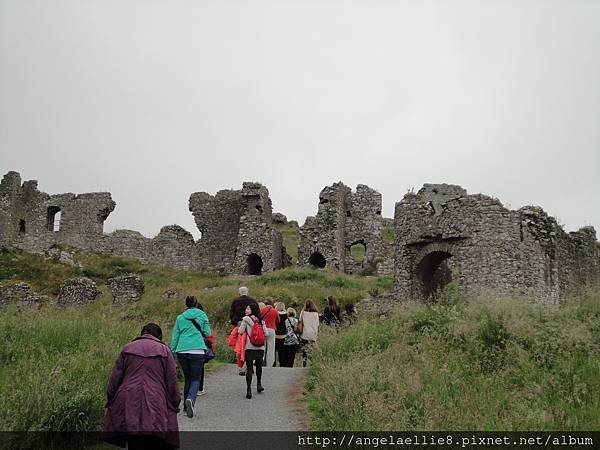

{"left": 257, "top": 383, "right": 264, "bottom": 393}
{"left": 185, "top": 399, "right": 194, "bottom": 418}
{"left": 246, "top": 388, "right": 252, "bottom": 399}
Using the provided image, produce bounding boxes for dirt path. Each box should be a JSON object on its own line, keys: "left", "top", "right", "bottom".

{"left": 177, "top": 364, "right": 309, "bottom": 431}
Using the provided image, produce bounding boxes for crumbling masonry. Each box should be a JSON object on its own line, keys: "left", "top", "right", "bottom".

{"left": 0, "top": 171, "right": 288, "bottom": 275}
{"left": 298, "top": 182, "right": 394, "bottom": 275}
{"left": 1, "top": 171, "right": 598, "bottom": 302}
{"left": 394, "top": 184, "right": 600, "bottom": 303}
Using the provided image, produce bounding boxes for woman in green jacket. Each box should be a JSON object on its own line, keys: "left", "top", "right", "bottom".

{"left": 170, "top": 296, "right": 210, "bottom": 419}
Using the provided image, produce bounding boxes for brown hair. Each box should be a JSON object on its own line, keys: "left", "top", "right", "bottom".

{"left": 185, "top": 295, "right": 198, "bottom": 308}
{"left": 303, "top": 299, "right": 319, "bottom": 313}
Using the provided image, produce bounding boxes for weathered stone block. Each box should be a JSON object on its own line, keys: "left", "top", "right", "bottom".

{"left": 108, "top": 275, "right": 145, "bottom": 305}
{"left": 0, "top": 282, "right": 51, "bottom": 309}
{"left": 58, "top": 277, "right": 102, "bottom": 306}
{"left": 161, "top": 288, "right": 181, "bottom": 300}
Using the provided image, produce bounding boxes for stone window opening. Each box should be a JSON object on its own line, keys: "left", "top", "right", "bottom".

{"left": 350, "top": 242, "right": 366, "bottom": 264}
{"left": 416, "top": 251, "right": 453, "bottom": 300}
{"left": 308, "top": 251, "right": 326, "bottom": 268}
{"left": 19, "top": 219, "right": 26, "bottom": 234}
{"left": 319, "top": 197, "right": 329, "bottom": 205}
{"left": 346, "top": 210, "right": 352, "bottom": 218}
{"left": 246, "top": 253, "right": 263, "bottom": 275}
{"left": 47, "top": 206, "right": 62, "bottom": 232}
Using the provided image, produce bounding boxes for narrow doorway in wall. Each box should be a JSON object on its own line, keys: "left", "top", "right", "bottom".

{"left": 246, "top": 253, "right": 263, "bottom": 275}
{"left": 416, "top": 251, "right": 453, "bottom": 300}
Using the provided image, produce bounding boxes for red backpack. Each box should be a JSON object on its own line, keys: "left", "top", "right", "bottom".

{"left": 248, "top": 316, "right": 265, "bottom": 346}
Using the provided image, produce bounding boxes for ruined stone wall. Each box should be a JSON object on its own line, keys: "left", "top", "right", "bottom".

{"left": 298, "top": 182, "right": 393, "bottom": 275}
{"left": 189, "top": 190, "right": 243, "bottom": 273}
{"left": 189, "top": 182, "right": 285, "bottom": 275}
{"left": 99, "top": 226, "right": 200, "bottom": 272}
{"left": 0, "top": 171, "right": 115, "bottom": 253}
{"left": 298, "top": 182, "right": 350, "bottom": 272}
{"left": 394, "top": 184, "right": 600, "bottom": 303}
{"left": 1, "top": 171, "right": 286, "bottom": 275}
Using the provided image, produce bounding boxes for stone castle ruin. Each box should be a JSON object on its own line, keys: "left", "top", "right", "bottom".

{"left": 394, "top": 184, "right": 600, "bottom": 303}
{"left": 1, "top": 171, "right": 598, "bottom": 303}
{"left": 0, "top": 172, "right": 288, "bottom": 275}
{"left": 298, "top": 182, "right": 394, "bottom": 275}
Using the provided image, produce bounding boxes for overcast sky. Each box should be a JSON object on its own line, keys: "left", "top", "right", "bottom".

{"left": 1, "top": 0, "right": 599, "bottom": 240}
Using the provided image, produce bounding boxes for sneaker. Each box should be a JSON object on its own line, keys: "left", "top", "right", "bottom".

{"left": 197, "top": 390, "right": 206, "bottom": 397}
{"left": 185, "top": 399, "right": 194, "bottom": 418}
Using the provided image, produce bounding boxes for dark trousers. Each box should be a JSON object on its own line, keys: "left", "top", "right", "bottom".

{"left": 177, "top": 353, "right": 206, "bottom": 401}
{"left": 281, "top": 344, "right": 299, "bottom": 367}
{"left": 275, "top": 338, "right": 285, "bottom": 366}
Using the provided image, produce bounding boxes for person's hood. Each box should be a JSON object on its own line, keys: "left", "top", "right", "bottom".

{"left": 122, "top": 335, "right": 169, "bottom": 358}
{"left": 181, "top": 307, "right": 205, "bottom": 320}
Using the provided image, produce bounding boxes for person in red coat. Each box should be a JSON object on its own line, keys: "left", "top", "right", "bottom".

{"left": 102, "top": 323, "right": 181, "bottom": 450}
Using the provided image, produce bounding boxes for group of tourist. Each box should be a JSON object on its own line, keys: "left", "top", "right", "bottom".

{"left": 101, "top": 287, "right": 356, "bottom": 449}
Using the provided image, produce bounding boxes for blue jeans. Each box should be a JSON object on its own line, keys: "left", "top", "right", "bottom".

{"left": 177, "top": 353, "right": 206, "bottom": 401}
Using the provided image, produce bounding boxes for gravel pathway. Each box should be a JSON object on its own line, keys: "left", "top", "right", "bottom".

{"left": 178, "top": 364, "right": 308, "bottom": 431}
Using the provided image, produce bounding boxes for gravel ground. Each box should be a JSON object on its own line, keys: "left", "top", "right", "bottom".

{"left": 177, "top": 364, "right": 308, "bottom": 431}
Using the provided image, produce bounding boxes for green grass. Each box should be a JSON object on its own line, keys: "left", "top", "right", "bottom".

{"left": 350, "top": 243, "right": 366, "bottom": 263}
{"left": 2, "top": 247, "right": 599, "bottom": 438}
{"left": 305, "top": 287, "right": 600, "bottom": 431}
{"left": 382, "top": 225, "right": 395, "bottom": 244}
{"left": 0, "top": 248, "right": 388, "bottom": 439}
{"left": 274, "top": 222, "right": 299, "bottom": 262}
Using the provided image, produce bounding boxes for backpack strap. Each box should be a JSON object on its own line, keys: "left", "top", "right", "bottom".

{"left": 186, "top": 317, "right": 207, "bottom": 338}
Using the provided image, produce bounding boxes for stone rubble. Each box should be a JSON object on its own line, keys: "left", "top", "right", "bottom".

{"left": 107, "top": 275, "right": 145, "bottom": 305}
{"left": 58, "top": 277, "right": 102, "bottom": 306}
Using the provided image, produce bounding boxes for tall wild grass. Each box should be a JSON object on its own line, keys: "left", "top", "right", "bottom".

{"left": 306, "top": 287, "right": 600, "bottom": 430}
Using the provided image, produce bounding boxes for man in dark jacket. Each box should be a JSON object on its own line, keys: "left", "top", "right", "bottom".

{"left": 229, "top": 286, "right": 259, "bottom": 325}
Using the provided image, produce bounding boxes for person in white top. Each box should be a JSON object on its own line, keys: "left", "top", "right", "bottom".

{"left": 298, "top": 299, "right": 320, "bottom": 367}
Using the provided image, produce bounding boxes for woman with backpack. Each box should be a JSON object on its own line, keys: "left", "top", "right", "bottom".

{"left": 238, "top": 302, "right": 267, "bottom": 399}
{"left": 298, "top": 299, "right": 320, "bottom": 367}
{"left": 170, "top": 296, "right": 211, "bottom": 419}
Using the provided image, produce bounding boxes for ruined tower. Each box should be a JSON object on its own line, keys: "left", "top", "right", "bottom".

{"left": 394, "top": 184, "right": 600, "bottom": 303}
{"left": 298, "top": 182, "right": 393, "bottom": 275}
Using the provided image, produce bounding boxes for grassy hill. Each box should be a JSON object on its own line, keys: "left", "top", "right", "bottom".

{"left": 0, "top": 246, "right": 598, "bottom": 442}
{"left": 0, "top": 247, "right": 389, "bottom": 437}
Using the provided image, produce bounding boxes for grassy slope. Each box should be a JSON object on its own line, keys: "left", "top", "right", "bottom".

{"left": 306, "top": 288, "right": 600, "bottom": 431}
{"left": 0, "top": 248, "right": 389, "bottom": 433}
{"left": 274, "top": 222, "right": 299, "bottom": 262}
{"left": 1, "top": 248, "right": 599, "bottom": 434}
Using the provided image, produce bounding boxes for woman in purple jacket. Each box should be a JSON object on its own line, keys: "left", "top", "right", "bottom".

{"left": 102, "top": 323, "right": 181, "bottom": 450}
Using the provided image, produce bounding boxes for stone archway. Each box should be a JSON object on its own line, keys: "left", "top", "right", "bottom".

{"left": 414, "top": 243, "right": 455, "bottom": 300}
{"left": 308, "top": 251, "right": 326, "bottom": 268}
{"left": 246, "top": 253, "right": 263, "bottom": 275}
